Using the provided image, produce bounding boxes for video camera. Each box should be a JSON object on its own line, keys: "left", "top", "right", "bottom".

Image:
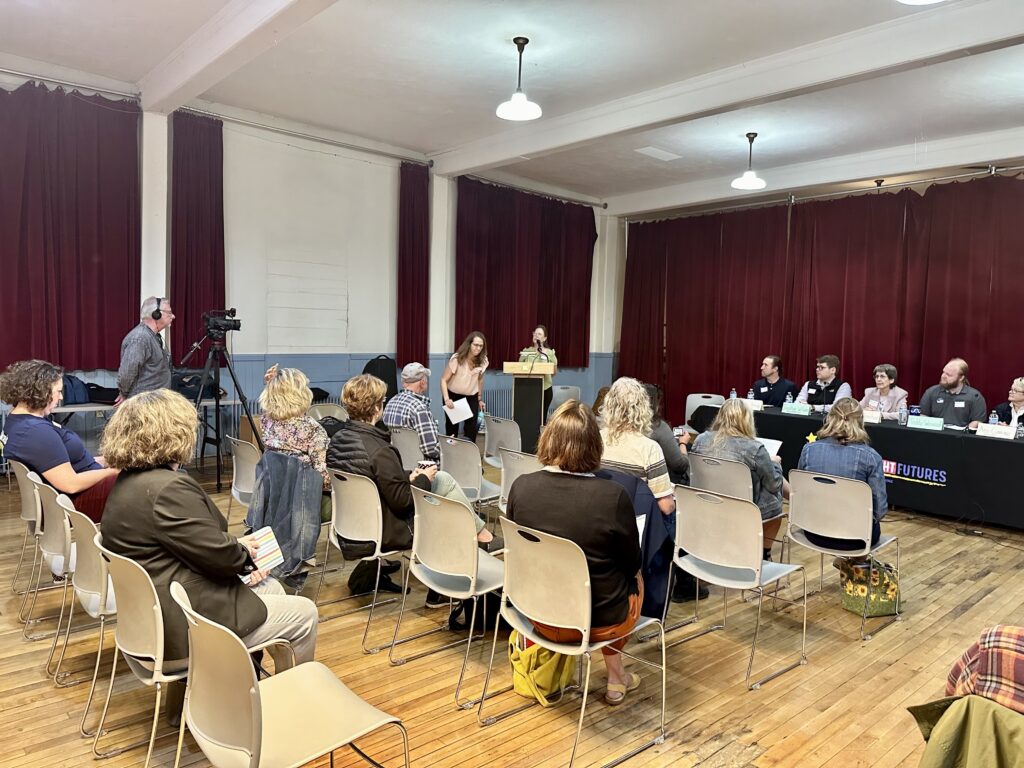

{"left": 203, "top": 308, "right": 241, "bottom": 341}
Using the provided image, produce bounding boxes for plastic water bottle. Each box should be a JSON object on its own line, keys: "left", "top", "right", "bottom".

{"left": 988, "top": 410, "right": 999, "bottom": 425}
{"left": 477, "top": 410, "right": 485, "bottom": 432}
{"left": 1016, "top": 421, "right": 1024, "bottom": 440}
{"left": 784, "top": 392, "right": 793, "bottom": 404}
{"left": 746, "top": 388, "right": 755, "bottom": 399}
{"left": 898, "top": 405, "right": 909, "bottom": 426}
{"left": 729, "top": 388, "right": 737, "bottom": 400}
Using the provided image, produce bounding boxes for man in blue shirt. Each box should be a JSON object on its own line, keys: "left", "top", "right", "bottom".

{"left": 382, "top": 362, "right": 439, "bottom": 461}
{"left": 750, "top": 355, "right": 797, "bottom": 408}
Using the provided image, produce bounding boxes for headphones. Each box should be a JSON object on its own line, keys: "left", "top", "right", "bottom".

{"left": 151, "top": 297, "right": 164, "bottom": 321}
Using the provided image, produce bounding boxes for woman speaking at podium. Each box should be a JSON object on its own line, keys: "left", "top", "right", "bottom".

{"left": 518, "top": 325, "right": 558, "bottom": 420}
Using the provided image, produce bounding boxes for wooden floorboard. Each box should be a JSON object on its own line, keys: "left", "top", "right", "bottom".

{"left": 1, "top": 464, "right": 1022, "bottom": 767}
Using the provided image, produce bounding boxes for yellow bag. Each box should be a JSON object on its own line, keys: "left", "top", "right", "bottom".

{"left": 508, "top": 630, "right": 576, "bottom": 707}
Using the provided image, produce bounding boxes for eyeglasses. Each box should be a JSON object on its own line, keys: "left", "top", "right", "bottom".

{"left": 815, "top": 364, "right": 829, "bottom": 370}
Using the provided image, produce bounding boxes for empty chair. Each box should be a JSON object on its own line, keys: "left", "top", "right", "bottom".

{"left": 439, "top": 436, "right": 499, "bottom": 508}
{"left": 684, "top": 393, "right": 725, "bottom": 433}
{"left": 388, "top": 487, "right": 504, "bottom": 707}
{"left": 786, "top": 469, "right": 901, "bottom": 640}
{"left": 169, "top": 582, "right": 409, "bottom": 768}
{"left": 22, "top": 480, "right": 75, "bottom": 643}
{"left": 477, "top": 519, "right": 667, "bottom": 768}
{"left": 226, "top": 436, "right": 261, "bottom": 525}
{"left": 8, "top": 459, "right": 41, "bottom": 595}
{"left": 547, "top": 385, "right": 581, "bottom": 419}
{"left": 668, "top": 486, "right": 807, "bottom": 690}
{"left": 307, "top": 402, "right": 348, "bottom": 422}
{"left": 497, "top": 448, "right": 543, "bottom": 514}
{"left": 483, "top": 414, "right": 521, "bottom": 469}
{"left": 390, "top": 425, "right": 425, "bottom": 471}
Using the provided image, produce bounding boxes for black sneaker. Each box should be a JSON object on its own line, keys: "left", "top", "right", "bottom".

{"left": 424, "top": 589, "right": 449, "bottom": 609}
{"left": 672, "top": 581, "right": 711, "bottom": 603}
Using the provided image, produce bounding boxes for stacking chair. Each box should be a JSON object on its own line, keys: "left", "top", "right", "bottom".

{"left": 227, "top": 436, "right": 261, "bottom": 525}
{"left": 23, "top": 481, "right": 75, "bottom": 643}
{"left": 477, "top": 519, "right": 667, "bottom": 768}
{"left": 307, "top": 402, "right": 348, "bottom": 422}
{"left": 483, "top": 414, "right": 522, "bottom": 469}
{"left": 169, "top": 582, "right": 409, "bottom": 768}
{"left": 547, "top": 385, "right": 582, "bottom": 419}
{"left": 388, "top": 487, "right": 504, "bottom": 708}
{"left": 684, "top": 393, "right": 725, "bottom": 433}
{"left": 786, "top": 469, "right": 901, "bottom": 640}
{"left": 390, "top": 425, "right": 425, "bottom": 471}
{"left": 497, "top": 448, "right": 543, "bottom": 515}
{"left": 8, "top": 459, "right": 41, "bottom": 595}
{"left": 440, "top": 436, "right": 499, "bottom": 508}
{"left": 312, "top": 471, "right": 401, "bottom": 652}
{"left": 669, "top": 486, "right": 807, "bottom": 690}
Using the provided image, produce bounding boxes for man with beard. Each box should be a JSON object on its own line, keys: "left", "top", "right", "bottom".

{"left": 919, "top": 358, "right": 987, "bottom": 429}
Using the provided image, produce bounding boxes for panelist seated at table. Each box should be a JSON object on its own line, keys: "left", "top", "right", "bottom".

{"left": 0, "top": 359, "right": 119, "bottom": 522}
{"left": 795, "top": 354, "right": 852, "bottom": 412}
{"left": 750, "top": 355, "right": 798, "bottom": 408}
{"left": 995, "top": 377, "right": 1024, "bottom": 428}
{"left": 919, "top": 358, "right": 987, "bottom": 429}
{"left": 797, "top": 398, "right": 886, "bottom": 551}
{"left": 859, "top": 364, "right": 909, "bottom": 420}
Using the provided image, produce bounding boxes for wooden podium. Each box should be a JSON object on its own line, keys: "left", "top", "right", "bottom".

{"left": 503, "top": 361, "right": 556, "bottom": 454}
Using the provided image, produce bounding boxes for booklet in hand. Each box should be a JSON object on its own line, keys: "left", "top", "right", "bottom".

{"left": 240, "top": 526, "right": 285, "bottom": 584}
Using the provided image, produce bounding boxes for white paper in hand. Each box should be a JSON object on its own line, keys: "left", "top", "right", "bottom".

{"left": 443, "top": 397, "right": 473, "bottom": 425}
{"left": 757, "top": 437, "right": 783, "bottom": 457}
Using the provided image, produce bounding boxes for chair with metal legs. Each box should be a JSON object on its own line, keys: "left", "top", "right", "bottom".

{"left": 168, "top": 582, "right": 409, "bottom": 768}
{"left": 390, "top": 425, "right": 424, "bottom": 472}
{"left": 477, "top": 519, "right": 668, "bottom": 768}
{"left": 226, "top": 436, "right": 260, "bottom": 526}
{"left": 440, "top": 436, "right": 500, "bottom": 507}
{"left": 22, "top": 481, "right": 76, "bottom": 644}
{"left": 388, "top": 487, "right": 503, "bottom": 708}
{"left": 312, "top": 471, "right": 401, "bottom": 652}
{"left": 7, "top": 459, "right": 41, "bottom": 596}
{"left": 497, "top": 448, "right": 542, "bottom": 515}
{"left": 483, "top": 415, "right": 522, "bottom": 469}
{"left": 785, "top": 469, "right": 901, "bottom": 641}
{"left": 668, "top": 486, "right": 807, "bottom": 690}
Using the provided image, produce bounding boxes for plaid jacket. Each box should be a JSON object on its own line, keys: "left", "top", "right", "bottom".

{"left": 947, "top": 625, "right": 1024, "bottom": 714}
{"left": 382, "top": 389, "right": 439, "bottom": 461}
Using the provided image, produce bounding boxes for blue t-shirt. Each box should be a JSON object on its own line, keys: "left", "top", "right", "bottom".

{"left": 1, "top": 413, "right": 101, "bottom": 475}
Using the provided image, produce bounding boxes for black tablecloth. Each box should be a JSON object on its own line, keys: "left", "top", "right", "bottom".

{"left": 690, "top": 405, "right": 1024, "bottom": 529}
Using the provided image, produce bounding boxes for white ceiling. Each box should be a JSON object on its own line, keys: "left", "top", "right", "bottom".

{"left": 2, "top": 0, "right": 1023, "bottom": 214}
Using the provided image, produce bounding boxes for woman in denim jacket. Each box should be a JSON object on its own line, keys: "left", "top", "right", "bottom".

{"left": 798, "top": 397, "right": 887, "bottom": 550}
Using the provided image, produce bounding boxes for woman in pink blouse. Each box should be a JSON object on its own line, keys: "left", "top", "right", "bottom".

{"left": 860, "top": 364, "right": 909, "bottom": 421}
{"left": 440, "top": 331, "right": 489, "bottom": 442}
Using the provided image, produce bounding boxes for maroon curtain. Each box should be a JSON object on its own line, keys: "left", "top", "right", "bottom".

{"left": 396, "top": 162, "right": 430, "bottom": 366}
{"left": 0, "top": 82, "right": 141, "bottom": 369}
{"left": 170, "top": 110, "right": 225, "bottom": 364}
{"left": 618, "top": 219, "right": 670, "bottom": 394}
{"left": 455, "top": 177, "right": 597, "bottom": 367}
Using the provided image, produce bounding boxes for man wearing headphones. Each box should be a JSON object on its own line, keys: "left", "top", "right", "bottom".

{"left": 117, "top": 296, "right": 174, "bottom": 401}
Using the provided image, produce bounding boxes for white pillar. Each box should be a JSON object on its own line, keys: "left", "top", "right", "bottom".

{"left": 140, "top": 112, "right": 170, "bottom": 303}
{"left": 590, "top": 211, "right": 627, "bottom": 355}
{"left": 427, "top": 173, "right": 456, "bottom": 355}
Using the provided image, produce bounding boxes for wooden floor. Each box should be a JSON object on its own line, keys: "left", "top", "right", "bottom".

{"left": 2, "top": 463, "right": 1023, "bottom": 768}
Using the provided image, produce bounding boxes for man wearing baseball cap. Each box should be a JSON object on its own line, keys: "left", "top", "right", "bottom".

{"left": 384, "top": 362, "right": 439, "bottom": 461}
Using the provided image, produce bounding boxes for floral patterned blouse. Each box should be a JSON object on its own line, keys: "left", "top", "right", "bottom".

{"left": 259, "top": 414, "right": 330, "bottom": 489}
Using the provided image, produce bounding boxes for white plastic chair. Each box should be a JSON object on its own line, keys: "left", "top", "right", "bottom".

{"left": 169, "top": 582, "right": 409, "bottom": 768}
{"left": 390, "top": 425, "right": 425, "bottom": 471}
{"left": 477, "top": 518, "right": 667, "bottom": 768}
{"left": 440, "top": 436, "right": 499, "bottom": 507}
{"left": 388, "top": 487, "right": 504, "bottom": 707}
{"left": 688, "top": 454, "right": 753, "bottom": 500}
{"left": 547, "top": 385, "right": 581, "bottom": 419}
{"left": 684, "top": 393, "right": 725, "bottom": 432}
{"left": 307, "top": 402, "right": 348, "bottom": 422}
{"left": 786, "top": 469, "right": 901, "bottom": 640}
{"left": 8, "top": 459, "right": 41, "bottom": 595}
{"left": 483, "top": 414, "right": 522, "bottom": 469}
{"left": 227, "top": 436, "right": 261, "bottom": 525}
{"left": 21, "top": 480, "right": 76, "bottom": 643}
{"left": 497, "top": 448, "right": 543, "bottom": 514}
{"left": 669, "top": 486, "right": 807, "bottom": 689}
{"left": 312, "top": 471, "right": 401, "bottom": 651}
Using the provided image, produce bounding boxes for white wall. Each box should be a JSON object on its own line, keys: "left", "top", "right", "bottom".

{"left": 222, "top": 123, "right": 400, "bottom": 355}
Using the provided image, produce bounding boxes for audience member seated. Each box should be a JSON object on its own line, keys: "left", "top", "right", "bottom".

{"left": 326, "top": 374, "right": 496, "bottom": 603}
{"left": 507, "top": 400, "right": 643, "bottom": 706}
{"left": 919, "top": 358, "right": 987, "bottom": 429}
{"left": 643, "top": 383, "right": 689, "bottom": 485}
{"left": 691, "top": 399, "right": 785, "bottom": 560}
{"left": 797, "top": 398, "right": 887, "bottom": 551}
{"left": 859, "top": 363, "right": 909, "bottom": 420}
{"left": 259, "top": 365, "right": 331, "bottom": 521}
{"left": 995, "top": 377, "right": 1024, "bottom": 428}
{"left": 0, "top": 359, "right": 118, "bottom": 521}
{"left": 796, "top": 354, "right": 852, "bottom": 412}
{"left": 99, "top": 389, "right": 318, "bottom": 674}
{"left": 383, "top": 362, "right": 440, "bottom": 462}
{"left": 751, "top": 355, "right": 798, "bottom": 407}
{"left": 591, "top": 386, "right": 611, "bottom": 427}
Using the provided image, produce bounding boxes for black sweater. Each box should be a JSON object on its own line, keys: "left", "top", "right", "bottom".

{"left": 507, "top": 471, "right": 641, "bottom": 627}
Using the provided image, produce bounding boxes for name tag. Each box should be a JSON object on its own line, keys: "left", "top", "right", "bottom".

{"left": 954, "top": 401, "right": 965, "bottom": 408}
{"left": 760, "top": 387, "right": 768, "bottom": 393}
{"left": 907, "top": 415, "right": 944, "bottom": 431}
{"left": 862, "top": 410, "right": 882, "bottom": 424}
{"left": 808, "top": 388, "right": 817, "bottom": 395}
{"left": 740, "top": 398, "right": 764, "bottom": 411}
{"left": 976, "top": 423, "right": 1015, "bottom": 440}
{"left": 782, "top": 402, "right": 812, "bottom": 415}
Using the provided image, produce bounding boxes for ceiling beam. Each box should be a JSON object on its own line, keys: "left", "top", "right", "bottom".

{"left": 430, "top": 0, "right": 1024, "bottom": 177}
{"left": 603, "top": 126, "right": 1024, "bottom": 218}
{"left": 139, "top": 0, "right": 336, "bottom": 113}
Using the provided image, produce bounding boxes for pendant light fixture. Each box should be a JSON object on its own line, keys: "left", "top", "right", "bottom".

{"left": 496, "top": 36, "right": 542, "bottom": 121}
{"left": 895, "top": 1, "right": 948, "bottom": 6}
{"left": 731, "top": 132, "right": 767, "bottom": 191}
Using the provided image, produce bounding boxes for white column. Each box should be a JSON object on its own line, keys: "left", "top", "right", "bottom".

{"left": 590, "top": 211, "right": 627, "bottom": 355}
{"left": 140, "top": 111, "right": 170, "bottom": 303}
{"left": 427, "top": 173, "right": 456, "bottom": 354}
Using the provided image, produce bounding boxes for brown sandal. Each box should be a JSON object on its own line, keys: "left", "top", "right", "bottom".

{"left": 604, "top": 672, "right": 641, "bottom": 706}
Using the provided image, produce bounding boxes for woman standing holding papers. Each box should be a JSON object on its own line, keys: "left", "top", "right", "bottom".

{"left": 441, "top": 331, "right": 488, "bottom": 442}
{"left": 859, "top": 364, "right": 909, "bottom": 421}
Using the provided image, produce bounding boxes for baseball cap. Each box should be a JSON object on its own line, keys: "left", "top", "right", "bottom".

{"left": 401, "top": 362, "right": 431, "bottom": 383}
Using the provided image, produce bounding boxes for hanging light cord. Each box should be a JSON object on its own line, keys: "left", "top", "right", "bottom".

{"left": 514, "top": 37, "right": 529, "bottom": 92}
{"left": 746, "top": 132, "right": 757, "bottom": 171}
